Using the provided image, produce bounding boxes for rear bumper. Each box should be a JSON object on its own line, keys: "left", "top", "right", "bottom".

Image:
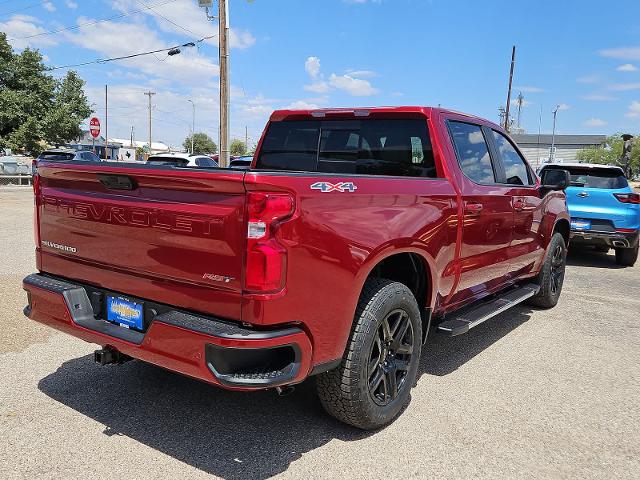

{"left": 23, "top": 273, "right": 313, "bottom": 390}
{"left": 570, "top": 229, "right": 639, "bottom": 249}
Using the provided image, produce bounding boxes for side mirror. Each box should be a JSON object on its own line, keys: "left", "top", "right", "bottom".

{"left": 540, "top": 168, "right": 570, "bottom": 191}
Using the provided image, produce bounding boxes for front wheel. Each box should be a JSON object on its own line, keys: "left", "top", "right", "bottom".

{"left": 316, "top": 279, "right": 422, "bottom": 430}
{"left": 615, "top": 245, "right": 638, "bottom": 267}
{"left": 527, "top": 232, "right": 567, "bottom": 309}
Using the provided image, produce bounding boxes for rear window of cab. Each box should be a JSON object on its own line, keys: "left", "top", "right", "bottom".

{"left": 544, "top": 166, "right": 628, "bottom": 189}
{"left": 255, "top": 118, "right": 438, "bottom": 178}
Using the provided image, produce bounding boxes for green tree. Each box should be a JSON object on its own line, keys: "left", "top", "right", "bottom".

{"left": 230, "top": 138, "right": 247, "bottom": 156}
{"left": 576, "top": 134, "right": 640, "bottom": 175}
{"left": 183, "top": 132, "right": 217, "bottom": 154}
{"left": 0, "top": 33, "right": 91, "bottom": 155}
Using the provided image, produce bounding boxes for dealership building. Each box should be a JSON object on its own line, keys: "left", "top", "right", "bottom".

{"left": 511, "top": 134, "right": 607, "bottom": 168}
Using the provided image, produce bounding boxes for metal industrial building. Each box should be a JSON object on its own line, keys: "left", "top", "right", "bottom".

{"left": 511, "top": 134, "right": 606, "bottom": 168}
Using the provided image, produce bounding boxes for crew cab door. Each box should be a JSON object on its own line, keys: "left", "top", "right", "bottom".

{"left": 486, "top": 128, "right": 544, "bottom": 277}
{"left": 443, "top": 119, "right": 514, "bottom": 308}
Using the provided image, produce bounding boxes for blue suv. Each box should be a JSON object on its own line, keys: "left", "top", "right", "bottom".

{"left": 539, "top": 163, "right": 639, "bottom": 266}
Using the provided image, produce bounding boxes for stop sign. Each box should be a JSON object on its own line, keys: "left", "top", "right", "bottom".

{"left": 89, "top": 117, "right": 101, "bottom": 138}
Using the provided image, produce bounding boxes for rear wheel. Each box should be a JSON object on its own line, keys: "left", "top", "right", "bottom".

{"left": 316, "top": 278, "right": 422, "bottom": 430}
{"left": 527, "top": 232, "right": 567, "bottom": 309}
{"left": 615, "top": 245, "right": 638, "bottom": 267}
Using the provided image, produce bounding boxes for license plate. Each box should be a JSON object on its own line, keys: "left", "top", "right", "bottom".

{"left": 571, "top": 219, "right": 591, "bottom": 230}
{"left": 106, "top": 296, "right": 144, "bottom": 330}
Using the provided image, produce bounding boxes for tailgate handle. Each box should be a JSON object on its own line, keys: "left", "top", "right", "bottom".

{"left": 98, "top": 174, "right": 137, "bottom": 191}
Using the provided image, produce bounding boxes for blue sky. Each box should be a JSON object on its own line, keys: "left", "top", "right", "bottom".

{"left": 1, "top": 0, "right": 640, "bottom": 149}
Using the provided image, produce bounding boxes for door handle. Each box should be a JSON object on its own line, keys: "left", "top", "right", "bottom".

{"left": 465, "top": 202, "right": 484, "bottom": 215}
{"left": 577, "top": 192, "right": 589, "bottom": 198}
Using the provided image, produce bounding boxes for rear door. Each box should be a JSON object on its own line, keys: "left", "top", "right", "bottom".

{"left": 36, "top": 162, "right": 247, "bottom": 319}
{"left": 444, "top": 118, "right": 514, "bottom": 308}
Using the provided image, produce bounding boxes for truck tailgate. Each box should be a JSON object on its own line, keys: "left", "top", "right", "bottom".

{"left": 35, "top": 162, "right": 247, "bottom": 320}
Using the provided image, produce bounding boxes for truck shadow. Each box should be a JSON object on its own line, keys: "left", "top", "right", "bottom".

{"left": 566, "top": 246, "right": 625, "bottom": 269}
{"left": 37, "top": 306, "right": 534, "bottom": 479}
{"left": 419, "top": 305, "right": 533, "bottom": 376}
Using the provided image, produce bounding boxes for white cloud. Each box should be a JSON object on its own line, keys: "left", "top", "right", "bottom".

{"left": 285, "top": 100, "right": 321, "bottom": 110}
{"left": 65, "top": 1, "right": 78, "bottom": 8}
{"left": 346, "top": 69, "right": 377, "bottom": 78}
{"left": 43, "top": 2, "right": 55, "bottom": 12}
{"left": 515, "top": 86, "right": 543, "bottom": 93}
{"left": 582, "top": 93, "right": 616, "bottom": 101}
{"left": 303, "top": 56, "right": 378, "bottom": 96}
{"left": 0, "top": 15, "right": 58, "bottom": 49}
{"left": 329, "top": 74, "right": 378, "bottom": 96}
{"left": 577, "top": 74, "right": 599, "bottom": 84}
{"left": 305, "top": 57, "right": 321, "bottom": 78}
{"left": 617, "top": 63, "right": 638, "bottom": 72}
{"left": 557, "top": 103, "right": 570, "bottom": 111}
{"left": 609, "top": 82, "right": 640, "bottom": 91}
{"left": 63, "top": 17, "right": 219, "bottom": 86}
{"left": 584, "top": 118, "right": 606, "bottom": 127}
{"left": 599, "top": 46, "right": 640, "bottom": 60}
{"left": 110, "top": 0, "right": 255, "bottom": 49}
{"left": 626, "top": 101, "right": 640, "bottom": 118}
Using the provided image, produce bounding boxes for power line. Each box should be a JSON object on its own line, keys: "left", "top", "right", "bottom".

{"left": 133, "top": 0, "right": 205, "bottom": 41}
{"left": 0, "top": 1, "right": 51, "bottom": 17}
{"left": 7, "top": 0, "right": 178, "bottom": 41}
{"left": 49, "top": 35, "right": 216, "bottom": 71}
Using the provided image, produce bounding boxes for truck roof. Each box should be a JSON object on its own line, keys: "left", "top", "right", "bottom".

{"left": 269, "top": 106, "right": 504, "bottom": 131}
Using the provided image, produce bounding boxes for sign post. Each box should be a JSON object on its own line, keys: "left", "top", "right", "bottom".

{"left": 89, "top": 117, "right": 101, "bottom": 155}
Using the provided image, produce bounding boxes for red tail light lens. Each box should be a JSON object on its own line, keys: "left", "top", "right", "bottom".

{"left": 245, "top": 192, "right": 294, "bottom": 293}
{"left": 32, "top": 171, "right": 41, "bottom": 247}
{"left": 614, "top": 193, "right": 640, "bottom": 204}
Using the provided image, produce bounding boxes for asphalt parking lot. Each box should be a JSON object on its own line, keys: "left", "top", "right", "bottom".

{"left": 1, "top": 186, "right": 639, "bottom": 479}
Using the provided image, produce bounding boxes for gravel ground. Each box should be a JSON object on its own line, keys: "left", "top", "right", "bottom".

{"left": 1, "top": 186, "right": 639, "bottom": 479}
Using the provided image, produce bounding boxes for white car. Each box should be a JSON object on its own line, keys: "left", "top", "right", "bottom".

{"left": 146, "top": 153, "right": 218, "bottom": 168}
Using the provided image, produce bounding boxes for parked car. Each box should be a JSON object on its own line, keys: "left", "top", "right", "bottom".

{"left": 38, "top": 148, "right": 102, "bottom": 163}
{"left": 539, "top": 163, "right": 639, "bottom": 266}
{"left": 146, "top": 152, "right": 218, "bottom": 167}
{"left": 24, "top": 106, "right": 571, "bottom": 429}
{"left": 228, "top": 155, "right": 253, "bottom": 169}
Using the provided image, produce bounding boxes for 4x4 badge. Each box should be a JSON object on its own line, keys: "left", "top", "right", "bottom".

{"left": 310, "top": 181, "right": 357, "bottom": 193}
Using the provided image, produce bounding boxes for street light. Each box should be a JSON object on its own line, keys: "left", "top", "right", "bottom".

{"left": 550, "top": 105, "right": 560, "bottom": 163}
{"left": 187, "top": 99, "right": 195, "bottom": 154}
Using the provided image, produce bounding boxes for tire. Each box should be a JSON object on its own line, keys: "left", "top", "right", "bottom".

{"left": 615, "top": 245, "right": 638, "bottom": 267}
{"left": 594, "top": 245, "right": 609, "bottom": 253}
{"left": 527, "top": 232, "right": 567, "bottom": 309}
{"left": 316, "top": 278, "right": 422, "bottom": 430}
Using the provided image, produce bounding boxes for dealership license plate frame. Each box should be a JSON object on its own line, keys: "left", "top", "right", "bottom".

{"left": 106, "top": 295, "right": 145, "bottom": 331}
{"left": 571, "top": 219, "right": 591, "bottom": 231}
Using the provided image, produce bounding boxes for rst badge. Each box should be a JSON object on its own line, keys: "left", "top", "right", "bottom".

{"left": 310, "top": 181, "right": 358, "bottom": 193}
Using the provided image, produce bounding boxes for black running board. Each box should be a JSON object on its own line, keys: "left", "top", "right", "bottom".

{"left": 437, "top": 283, "right": 539, "bottom": 336}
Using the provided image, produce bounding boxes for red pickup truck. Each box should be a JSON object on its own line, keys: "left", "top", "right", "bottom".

{"left": 23, "top": 107, "right": 571, "bottom": 429}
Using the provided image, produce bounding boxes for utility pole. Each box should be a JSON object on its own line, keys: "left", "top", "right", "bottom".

{"left": 516, "top": 91, "right": 524, "bottom": 129}
{"left": 245, "top": 126, "right": 248, "bottom": 154}
{"left": 105, "top": 85, "right": 109, "bottom": 160}
{"left": 550, "top": 104, "right": 560, "bottom": 163}
{"left": 504, "top": 45, "right": 516, "bottom": 132}
{"left": 219, "top": 0, "right": 230, "bottom": 167}
{"left": 144, "top": 91, "right": 156, "bottom": 155}
{"left": 188, "top": 99, "right": 195, "bottom": 154}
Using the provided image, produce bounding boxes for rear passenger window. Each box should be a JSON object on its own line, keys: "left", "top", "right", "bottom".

{"left": 448, "top": 121, "right": 496, "bottom": 184}
{"left": 256, "top": 119, "right": 437, "bottom": 177}
{"left": 491, "top": 130, "right": 532, "bottom": 185}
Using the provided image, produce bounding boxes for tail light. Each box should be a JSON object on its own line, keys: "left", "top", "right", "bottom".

{"left": 245, "top": 192, "right": 294, "bottom": 293}
{"left": 32, "top": 170, "right": 41, "bottom": 247}
{"left": 616, "top": 228, "right": 637, "bottom": 233}
{"left": 614, "top": 193, "right": 640, "bottom": 204}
